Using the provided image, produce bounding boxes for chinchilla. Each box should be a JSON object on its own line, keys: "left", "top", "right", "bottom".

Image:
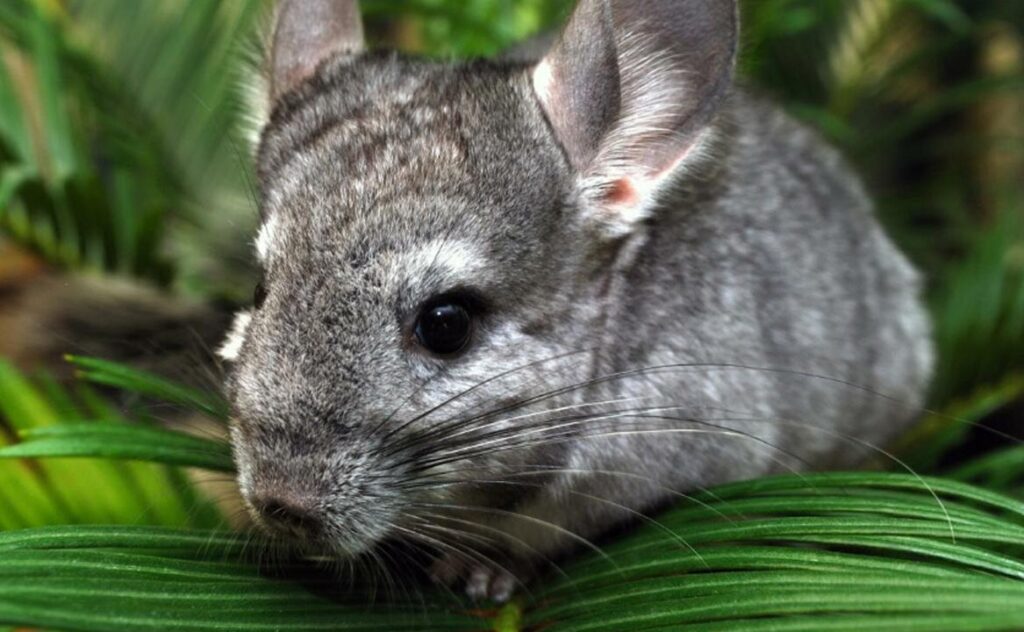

{"left": 221, "top": 0, "right": 934, "bottom": 601}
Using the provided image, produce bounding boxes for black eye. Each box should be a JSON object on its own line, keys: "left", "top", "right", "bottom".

{"left": 415, "top": 300, "right": 472, "bottom": 356}
{"left": 253, "top": 282, "right": 268, "bottom": 309}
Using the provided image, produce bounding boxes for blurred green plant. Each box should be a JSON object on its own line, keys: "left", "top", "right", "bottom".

{"left": 363, "top": 0, "right": 573, "bottom": 56}
{"left": 0, "top": 359, "right": 222, "bottom": 530}
{"left": 0, "top": 0, "right": 264, "bottom": 297}
{"left": 0, "top": 0, "right": 176, "bottom": 280}
{"left": 1, "top": 0, "right": 1024, "bottom": 630}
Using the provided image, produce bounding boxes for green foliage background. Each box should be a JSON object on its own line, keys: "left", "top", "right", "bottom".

{"left": 0, "top": 0, "right": 1023, "bottom": 630}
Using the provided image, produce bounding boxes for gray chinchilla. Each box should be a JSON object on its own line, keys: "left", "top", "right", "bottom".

{"left": 221, "top": 0, "right": 933, "bottom": 602}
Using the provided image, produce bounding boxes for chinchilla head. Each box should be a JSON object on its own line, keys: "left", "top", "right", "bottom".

{"left": 221, "top": 0, "right": 737, "bottom": 556}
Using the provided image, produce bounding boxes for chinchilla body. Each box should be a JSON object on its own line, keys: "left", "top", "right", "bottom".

{"left": 223, "top": 0, "right": 932, "bottom": 599}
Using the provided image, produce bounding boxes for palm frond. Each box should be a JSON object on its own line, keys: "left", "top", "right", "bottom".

{"left": 3, "top": 473, "right": 1024, "bottom": 631}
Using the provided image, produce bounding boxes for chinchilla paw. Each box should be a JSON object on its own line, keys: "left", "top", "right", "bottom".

{"left": 465, "top": 564, "right": 517, "bottom": 603}
{"left": 429, "top": 554, "right": 520, "bottom": 603}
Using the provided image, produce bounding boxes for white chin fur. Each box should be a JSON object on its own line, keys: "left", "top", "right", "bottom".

{"left": 218, "top": 311, "right": 253, "bottom": 362}
{"left": 255, "top": 214, "right": 280, "bottom": 262}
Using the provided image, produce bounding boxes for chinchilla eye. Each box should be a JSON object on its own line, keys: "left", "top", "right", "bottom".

{"left": 253, "top": 282, "right": 268, "bottom": 309}
{"left": 415, "top": 299, "right": 472, "bottom": 356}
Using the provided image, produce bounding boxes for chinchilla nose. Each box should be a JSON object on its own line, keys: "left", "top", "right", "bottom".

{"left": 252, "top": 492, "right": 323, "bottom": 539}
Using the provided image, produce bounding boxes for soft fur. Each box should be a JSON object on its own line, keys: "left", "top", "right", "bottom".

{"left": 224, "top": 0, "right": 933, "bottom": 601}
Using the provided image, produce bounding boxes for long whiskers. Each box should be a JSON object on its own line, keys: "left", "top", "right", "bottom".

{"left": 413, "top": 510, "right": 572, "bottom": 581}
{"left": 402, "top": 409, "right": 812, "bottom": 477}
{"left": 413, "top": 476, "right": 707, "bottom": 566}
{"left": 384, "top": 360, "right": 1021, "bottom": 462}
{"left": 371, "top": 348, "right": 596, "bottom": 444}
{"left": 702, "top": 409, "right": 958, "bottom": 542}
{"left": 409, "top": 500, "right": 619, "bottom": 572}
{"left": 402, "top": 464, "right": 739, "bottom": 524}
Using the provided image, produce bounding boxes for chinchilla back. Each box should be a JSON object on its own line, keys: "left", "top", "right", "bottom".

{"left": 614, "top": 89, "right": 933, "bottom": 469}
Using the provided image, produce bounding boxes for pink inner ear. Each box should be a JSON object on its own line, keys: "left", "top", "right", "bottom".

{"left": 602, "top": 178, "right": 639, "bottom": 206}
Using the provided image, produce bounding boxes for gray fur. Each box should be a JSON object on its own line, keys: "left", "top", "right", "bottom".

{"left": 225, "top": 0, "right": 932, "bottom": 600}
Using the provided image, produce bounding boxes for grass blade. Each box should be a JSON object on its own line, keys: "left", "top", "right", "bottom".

{"left": 0, "top": 423, "right": 234, "bottom": 472}
{"left": 66, "top": 356, "right": 228, "bottom": 420}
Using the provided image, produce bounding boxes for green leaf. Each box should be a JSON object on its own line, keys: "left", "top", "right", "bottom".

{"left": 66, "top": 356, "right": 229, "bottom": 420}
{"left": 952, "top": 445, "right": 1024, "bottom": 491}
{"left": 0, "top": 528, "right": 481, "bottom": 632}
{"left": 898, "top": 373, "right": 1024, "bottom": 471}
{"left": 0, "top": 423, "right": 234, "bottom": 472}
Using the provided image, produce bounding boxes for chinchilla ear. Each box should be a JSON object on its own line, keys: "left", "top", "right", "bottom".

{"left": 270, "top": 0, "right": 365, "bottom": 101}
{"left": 534, "top": 0, "right": 738, "bottom": 238}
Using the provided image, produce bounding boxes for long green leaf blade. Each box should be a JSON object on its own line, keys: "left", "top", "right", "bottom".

{"left": 0, "top": 423, "right": 234, "bottom": 472}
